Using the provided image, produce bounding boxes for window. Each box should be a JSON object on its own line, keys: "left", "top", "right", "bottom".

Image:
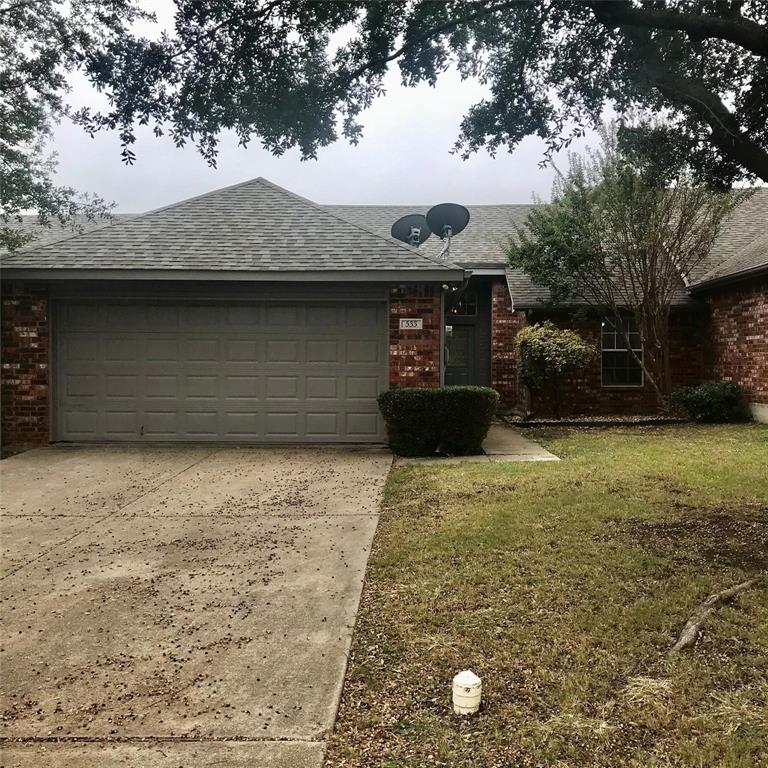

{"left": 447, "top": 290, "right": 477, "bottom": 316}
{"left": 601, "top": 317, "right": 643, "bottom": 387}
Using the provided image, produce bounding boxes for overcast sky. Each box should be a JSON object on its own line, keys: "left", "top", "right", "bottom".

{"left": 51, "top": 2, "right": 596, "bottom": 213}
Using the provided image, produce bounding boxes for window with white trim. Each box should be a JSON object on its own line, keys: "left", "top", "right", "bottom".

{"left": 601, "top": 317, "right": 643, "bottom": 387}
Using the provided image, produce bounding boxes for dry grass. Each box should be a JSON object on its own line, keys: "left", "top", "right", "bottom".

{"left": 325, "top": 424, "right": 768, "bottom": 768}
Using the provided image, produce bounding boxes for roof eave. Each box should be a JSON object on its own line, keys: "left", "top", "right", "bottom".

{"left": 0, "top": 266, "right": 467, "bottom": 283}
{"left": 689, "top": 262, "right": 768, "bottom": 293}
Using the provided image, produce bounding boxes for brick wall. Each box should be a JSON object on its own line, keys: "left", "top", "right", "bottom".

{"left": 529, "top": 311, "right": 707, "bottom": 415}
{"left": 389, "top": 285, "right": 442, "bottom": 388}
{"left": 704, "top": 276, "right": 768, "bottom": 405}
{"left": 490, "top": 289, "right": 708, "bottom": 416}
{"left": 490, "top": 279, "right": 526, "bottom": 408}
{"left": 1, "top": 288, "right": 50, "bottom": 449}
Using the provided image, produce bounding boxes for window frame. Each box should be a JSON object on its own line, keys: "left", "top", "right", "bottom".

{"left": 446, "top": 290, "right": 478, "bottom": 317}
{"left": 600, "top": 316, "right": 644, "bottom": 389}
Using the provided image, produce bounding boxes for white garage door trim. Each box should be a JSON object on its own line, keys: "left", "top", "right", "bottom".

{"left": 54, "top": 299, "right": 388, "bottom": 443}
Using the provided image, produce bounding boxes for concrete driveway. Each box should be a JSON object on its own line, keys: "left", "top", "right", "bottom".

{"left": 0, "top": 445, "right": 391, "bottom": 767}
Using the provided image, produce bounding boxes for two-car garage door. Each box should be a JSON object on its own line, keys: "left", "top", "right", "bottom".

{"left": 55, "top": 300, "right": 387, "bottom": 442}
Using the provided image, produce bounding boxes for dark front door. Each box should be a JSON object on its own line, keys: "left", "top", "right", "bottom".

{"left": 444, "top": 325, "right": 475, "bottom": 385}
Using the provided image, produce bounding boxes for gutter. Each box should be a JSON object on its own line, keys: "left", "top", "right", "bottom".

{"left": 688, "top": 263, "right": 768, "bottom": 293}
{"left": 0, "top": 267, "right": 468, "bottom": 284}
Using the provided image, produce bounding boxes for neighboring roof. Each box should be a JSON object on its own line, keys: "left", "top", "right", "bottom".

{"left": 1, "top": 178, "right": 464, "bottom": 281}
{"left": 688, "top": 187, "right": 768, "bottom": 286}
{"left": 324, "top": 204, "right": 533, "bottom": 267}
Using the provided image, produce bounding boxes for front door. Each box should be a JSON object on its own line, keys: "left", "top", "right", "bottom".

{"left": 444, "top": 325, "right": 475, "bottom": 386}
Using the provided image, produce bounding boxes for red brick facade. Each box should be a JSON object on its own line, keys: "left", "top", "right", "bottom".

{"left": 489, "top": 278, "right": 709, "bottom": 416}
{"left": 1, "top": 278, "right": 764, "bottom": 448}
{"left": 703, "top": 277, "right": 768, "bottom": 406}
{"left": 524, "top": 310, "right": 707, "bottom": 415}
{"left": 1, "top": 289, "right": 50, "bottom": 449}
{"left": 490, "top": 279, "right": 525, "bottom": 408}
{"left": 388, "top": 285, "right": 442, "bottom": 388}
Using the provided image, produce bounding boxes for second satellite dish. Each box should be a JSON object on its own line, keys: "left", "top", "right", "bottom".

{"left": 426, "top": 203, "right": 470, "bottom": 239}
{"left": 391, "top": 214, "right": 431, "bottom": 246}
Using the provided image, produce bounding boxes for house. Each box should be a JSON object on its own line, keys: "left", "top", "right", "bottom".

{"left": 1, "top": 178, "right": 766, "bottom": 450}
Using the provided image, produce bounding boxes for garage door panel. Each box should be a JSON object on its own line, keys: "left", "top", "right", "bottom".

{"left": 265, "top": 412, "right": 299, "bottom": 437}
{"left": 143, "top": 411, "right": 178, "bottom": 437}
{"left": 306, "top": 376, "right": 337, "bottom": 399}
{"left": 63, "top": 410, "right": 100, "bottom": 437}
{"left": 105, "top": 411, "right": 139, "bottom": 436}
{"left": 146, "top": 338, "right": 179, "bottom": 363}
{"left": 346, "top": 376, "right": 378, "bottom": 399}
{"left": 225, "top": 375, "right": 261, "bottom": 399}
{"left": 145, "top": 375, "right": 179, "bottom": 398}
{"left": 56, "top": 301, "right": 386, "bottom": 442}
{"left": 64, "top": 335, "right": 100, "bottom": 362}
{"left": 266, "top": 339, "right": 299, "bottom": 363}
{"left": 306, "top": 339, "right": 339, "bottom": 363}
{"left": 185, "top": 375, "right": 219, "bottom": 399}
{"left": 185, "top": 338, "right": 219, "bottom": 362}
{"left": 346, "top": 412, "right": 379, "bottom": 436}
{"left": 306, "top": 304, "right": 341, "bottom": 326}
{"left": 265, "top": 376, "right": 298, "bottom": 399}
{"left": 105, "top": 375, "right": 137, "bottom": 398}
{"left": 347, "top": 305, "right": 380, "bottom": 328}
{"left": 266, "top": 304, "right": 301, "bottom": 326}
{"left": 65, "top": 374, "right": 99, "bottom": 398}
{"left": 347, "top": 340, "right": 380, "bottom": 363}
{"left": 306, "top": 412, "right": 338, "bottom": 436}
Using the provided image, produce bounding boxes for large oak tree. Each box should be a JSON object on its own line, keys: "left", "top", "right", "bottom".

{"left": 2, "top": 1, "right": 767, "bottom": 249}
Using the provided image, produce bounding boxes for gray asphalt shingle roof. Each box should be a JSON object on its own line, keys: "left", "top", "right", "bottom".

{"left": 1, "top": 178, "right": 460, "bottom": 275}
{"left": 688, "top": 188, "right": 768, "bottom": 285}
{"left": 0, "top": 214, "right": 135, "bottom": 253}
{"left": 326, "top": 203, "right": 553, "bottom": 305}
{"left": 324, "top": 204, "right": 534, "bottom": 268}
{"left": 4, "top": 180, "right": 764, "bottom": 296}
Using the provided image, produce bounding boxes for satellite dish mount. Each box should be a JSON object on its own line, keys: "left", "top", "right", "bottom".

{"left": 391, "top": 214, "right": 432, "bottom": 247}
{"left": 426, "top": 203, "right": 470, "bottom": 261}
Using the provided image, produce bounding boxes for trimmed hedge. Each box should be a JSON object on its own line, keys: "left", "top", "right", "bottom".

{"left": 672, "top": 381, "right": 751, "bottom": 423}
{"left": 378, "top": 386, "right": 499, "bottom": 456}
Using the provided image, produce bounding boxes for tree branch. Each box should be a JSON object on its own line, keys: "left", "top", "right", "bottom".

{"left": 621, "top": 25, "right": 768, "bottom": 182}
{"left": 591, "top": 0, "right": 768, "bottom": 57}
{"left": 340, "top": 0, "right": 528, "bottom": 85}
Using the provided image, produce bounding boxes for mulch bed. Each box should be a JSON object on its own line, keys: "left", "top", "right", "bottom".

{"left": 503, "top": 414, "right": 688, "bottom": 428}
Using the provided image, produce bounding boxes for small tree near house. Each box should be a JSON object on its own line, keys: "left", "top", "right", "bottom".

{"left": 514, "top": 322, "right": 595, "bottom": 418}
{"left": 507, "top": 123, "right": 749, "bottom": 411}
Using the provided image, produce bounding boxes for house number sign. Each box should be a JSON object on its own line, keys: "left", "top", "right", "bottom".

{"left": 399, "top": 318, "right": 423, "bottom": 330}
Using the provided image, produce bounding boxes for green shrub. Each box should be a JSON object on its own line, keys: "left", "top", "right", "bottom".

{"left": 514, "top": 321, "right": 596, "bottom": 416}
{"left": 439, "top": 386, "right": 500, "bottom": 455}
{"left": 377, "top": 388, "right": 443, "bottom": 456}
{"left": 672, "top": 381, "right": 751, "bottom": 423}
{"left": 377, "top": 386, "right": 499, "bottom": 456}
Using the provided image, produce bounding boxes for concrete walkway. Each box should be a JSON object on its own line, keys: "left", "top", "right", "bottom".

{"left": 0, "top": 445, "right": 392, "bottom": 767}
{"left": 396, "top": 424, "right": 559, "bottom": 465}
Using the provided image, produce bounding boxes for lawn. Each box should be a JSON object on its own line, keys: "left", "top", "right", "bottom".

{"left": 324, "top": 425, "right": 768, "bottom": 768}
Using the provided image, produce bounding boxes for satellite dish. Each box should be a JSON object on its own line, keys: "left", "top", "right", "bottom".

{"left": 426, "top": 203, "right": 470, "bottom": 240}
{"left": 391, "top": 214, "right": 431, "bottom": 247}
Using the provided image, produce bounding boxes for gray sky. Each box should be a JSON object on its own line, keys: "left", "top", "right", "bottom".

{"left": 51, "top": 2, "right": 596, "bottom": 213}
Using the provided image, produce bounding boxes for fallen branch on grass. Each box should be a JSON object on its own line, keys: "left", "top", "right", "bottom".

{"left": 669, "top": 577, "right": 762, "bottom": 656}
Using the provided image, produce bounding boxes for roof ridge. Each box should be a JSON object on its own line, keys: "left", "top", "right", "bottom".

{"left": 254, "top": 178, "right": 461, "bottom": 271}
{"left": 325, "top": 203, "right": 539, "bottom": 209}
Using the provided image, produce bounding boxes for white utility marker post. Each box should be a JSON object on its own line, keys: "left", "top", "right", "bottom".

{"left": 452, "top": 669, "right": 482, "bottom": 715}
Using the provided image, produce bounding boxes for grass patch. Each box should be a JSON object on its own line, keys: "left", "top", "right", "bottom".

{"left": 325, "top": 425, "right": 768, "bottom": 768}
